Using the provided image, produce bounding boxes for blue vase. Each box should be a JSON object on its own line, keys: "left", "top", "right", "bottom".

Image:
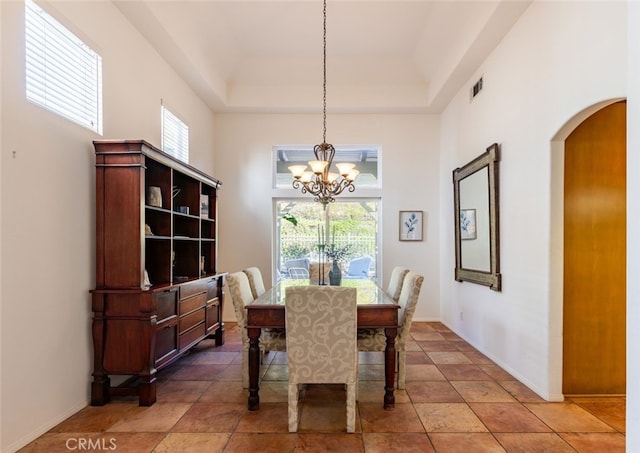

{"left": 329, "top": 260, "right": 342, "bottom": 286}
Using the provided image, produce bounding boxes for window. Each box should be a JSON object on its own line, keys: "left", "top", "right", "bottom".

{"left": 161, "top": 106, "right": 189, "bottom": 163}
{"left": 25, "top": 0, "right": 103, "bottom": 134}
{"left": 276, "top": 199, "right": 380, "bottom": 283}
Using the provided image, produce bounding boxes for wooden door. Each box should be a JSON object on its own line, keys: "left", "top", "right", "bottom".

{"left": 563, "top": 101, "right": 626, "bottom": 395}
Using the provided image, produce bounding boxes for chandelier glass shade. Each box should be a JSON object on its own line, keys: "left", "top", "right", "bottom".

{"left": 289, "top": 0, "right": 358, "bottom": 205}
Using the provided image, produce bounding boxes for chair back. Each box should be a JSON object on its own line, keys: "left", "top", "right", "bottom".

{"left": 243, "top": 267, "right": 266, "bottom": 299}
{"left": 227, "top": 271, "right": 255, "bottom": 342}
{"left": 386, "top": 267, "right": 410, "bottom": 302}
{"left": 285, "top": 286, "right": 357, "bottom": 383}
{"left": 397, "top": 271, "right": 424, "bottom": 344}
{"left": 346, "top": 256, "right": 372, "bottom": 278}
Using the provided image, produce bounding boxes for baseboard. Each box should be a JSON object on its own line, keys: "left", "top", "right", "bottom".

{"left": 4, "top": 399, "right": 89, "bottom": 453}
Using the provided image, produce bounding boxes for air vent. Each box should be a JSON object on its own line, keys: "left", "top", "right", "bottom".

{"left": 471, "top": 77, "right": 483, "bottom": 100}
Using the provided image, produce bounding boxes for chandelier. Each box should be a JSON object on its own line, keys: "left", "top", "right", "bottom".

{"left": 289, "top": 0, "right": 359, "bottom": 205}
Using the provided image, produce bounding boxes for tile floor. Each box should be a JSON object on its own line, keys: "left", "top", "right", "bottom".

{"left": 20, "top": 322, "right": 625, "bottom": 452}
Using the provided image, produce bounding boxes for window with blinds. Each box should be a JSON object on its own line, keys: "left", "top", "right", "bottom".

{"left": 25, "top": 0, "right": 103, "bottom": 134}
{"left": 161, "top": 106, "right": 189, "bottom": 163}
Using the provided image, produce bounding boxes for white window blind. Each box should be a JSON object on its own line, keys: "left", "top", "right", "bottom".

{"left": 161, "top": 106, "right": 189, "bottom": 163}
{"left": 25, "top": 0, "right": 103, "bottom": 134}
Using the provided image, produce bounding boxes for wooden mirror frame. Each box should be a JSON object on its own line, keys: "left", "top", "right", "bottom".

{"left": 453, "top": 143, "right": 502, "bottom": 291}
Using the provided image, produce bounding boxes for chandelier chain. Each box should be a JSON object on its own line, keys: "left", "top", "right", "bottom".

{"left": 322, "top": 0, "right": 327, "bottom": 144}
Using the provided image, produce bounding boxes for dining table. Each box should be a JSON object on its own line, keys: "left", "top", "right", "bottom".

{"left": 245, "top": 278, "right": 400, "bottom": 411}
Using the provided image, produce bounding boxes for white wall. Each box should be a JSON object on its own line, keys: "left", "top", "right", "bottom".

{"left": 213, "top": 113, "right": 441, "bottom": 322}
{"left": 0, "top": 2, "right": 216, "bottom": 451}
{"left": 627, "top": 0, "right": 639, "bottom": 447}
{"left": 439, "top": 1, "right": 626, "bottom": 401}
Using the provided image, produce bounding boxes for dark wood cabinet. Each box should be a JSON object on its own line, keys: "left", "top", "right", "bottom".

{"left": 90, "top": 140, "right": 225, "bottom": 406}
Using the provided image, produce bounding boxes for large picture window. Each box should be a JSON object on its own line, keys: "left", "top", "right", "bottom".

{"left": 275, "top": 199, "right": 380, "bottom": 283}
{"left": 25, "top": 0, "right": 103, "bottom": 134}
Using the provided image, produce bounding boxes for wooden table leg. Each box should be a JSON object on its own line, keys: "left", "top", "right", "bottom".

{"left": 247, "top": 327, "right": 261, "bottom": 410}
{"left": 383, "top": 327, "right": 398, "bottom": 410}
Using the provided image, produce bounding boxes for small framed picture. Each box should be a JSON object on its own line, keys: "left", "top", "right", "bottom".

{"left": 399, "top": 211, "right": 423, "bottom": 241}
{"left": 460, "top": 208, "right": 477, "bottom": 240}
{"left": 200, "top": 194, "right": 209, "bottom": 219}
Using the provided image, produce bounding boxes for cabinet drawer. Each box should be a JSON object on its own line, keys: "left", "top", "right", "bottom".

{"left": 179, "top": 323, "right": 206, "bottom": 350}
{"left": 180, "top": 280, "right": 208, "bottom": 299}
{"left": 179, "top": 292, "right": 207, "bottom": 316}
{"left": 179, "top": 308, "right": 205, "bottom": 333}
{"left": 155, "top": 289, "right": 178, "bottom": 322}
{"left": 155, "top": 321, "right": 178, "bottom": 363}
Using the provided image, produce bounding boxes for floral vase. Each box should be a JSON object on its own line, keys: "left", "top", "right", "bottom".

{"left": 329, "top": 260, "right": 342, "bottom": 286}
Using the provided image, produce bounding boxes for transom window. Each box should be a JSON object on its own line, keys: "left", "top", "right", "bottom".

{"left": 161, "top": 106, "right": 189, "bottom": 163}
{"left": 25, "top": 0, "right": 103, "bottom": 134}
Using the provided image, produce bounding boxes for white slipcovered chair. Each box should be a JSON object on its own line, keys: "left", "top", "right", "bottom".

{"left": 386, "top": 266, "right": 410, "bottom": 302}
{"left": 357, "top": 271, "right": 423, "bottom": 389}
{"left": 227, "top": 271, "right": 286, "bottom": 388}
{"left": 285, "top": 286, "right": 358, "bottom": 433}
{"left": 243, "top": 266, "right": 266, "bottom": 299}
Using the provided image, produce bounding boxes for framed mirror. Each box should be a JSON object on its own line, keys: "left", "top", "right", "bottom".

{"left": 453, "top": 143, "right": 501, "bottom": 291}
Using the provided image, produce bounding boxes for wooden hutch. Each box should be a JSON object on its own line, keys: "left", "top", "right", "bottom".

{"left": 91, "top": 139, "right": 225, "bottom": 406}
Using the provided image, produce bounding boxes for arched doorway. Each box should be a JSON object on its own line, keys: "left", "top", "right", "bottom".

{"left": 562, "top": 101, "right": 626, "bottom": 395}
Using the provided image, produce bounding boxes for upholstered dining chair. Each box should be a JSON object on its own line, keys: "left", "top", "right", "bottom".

{"left": 386, "top": 266, "right": 410, "bottom": 302}
{"left": 227, "top": 271, "right": 286, "bottom": 388}
{"left": 285, "top": 286, "right": 358, "bottom": 433}
{"left": 358, "top": 271, "right": 423, "bottom": 389}
{"left": 243, "top": 266, "right": 266, "bottom": 299}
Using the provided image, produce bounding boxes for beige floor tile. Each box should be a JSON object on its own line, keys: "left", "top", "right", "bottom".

{"left": 525, "top": 402, "right": 616, "bottom": 432}
{"left": 223, "top": 433, "right": 297, "bottom": 453}
{"left": 437, "top": 364, "right": 493, "bottom": 381}
{"left": 234, "top": 403, "right": 289, "bottom": 433}
{"left": 498, "top": 380, "right": 545, "bottom": 403}
{"left": 199, "top": 381, "right": 248, "bottom": 403}
{"left": 106, "top": 403, "right": 191, "bottom": 432}
{"left": 156, "top": 380, "right": 212, "bottom": 403}
{"left": 558, "top": 432, "right": 626, "bottom": 452}
{"left": 362, "top": 432, "right": 434, "bottom": 453}
{"left": 450, "top": 381, "right": 516, "bottom": 403}
{"left": 171, "top": 402, "right": 245, "bottom": 432}
{"left": 405, "top": 381, "right": 464, "bottom": 403}
{"left": 427, "top": 351, "right": 472, "bottom": 364}
{"left": 152, "top": 433, "right": 230, "bottom": 452}
{"left": 411, "top": 331, "right": 446, "bottom": 341}
{"left": 48, "top": 404, "right": 142, "bottom": 433}
{"left": 404, "top": 364, "right": 446, "bottom": 381}
{"left": 429, "top": 433, "right": 504, "bottom": 452}
{"left": 469, "top": 403, "right": 552, "bottom": 432}
{"left": 295, "top": 433, "right": 365, "bottom": 452}
{"left": 414, "top": 403, "right": 488, "bottom": 433}
{"left": 189, "top": 351, "right": 239, "bottom": 365}
{"left": 493, "top": 432, "right": 576, "bottom": 452}
{"left": 418, "top": 341, "right": 461, "bottom": 352}
{"left": 358, "top": 403, "right": 425, "bottom": 433}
